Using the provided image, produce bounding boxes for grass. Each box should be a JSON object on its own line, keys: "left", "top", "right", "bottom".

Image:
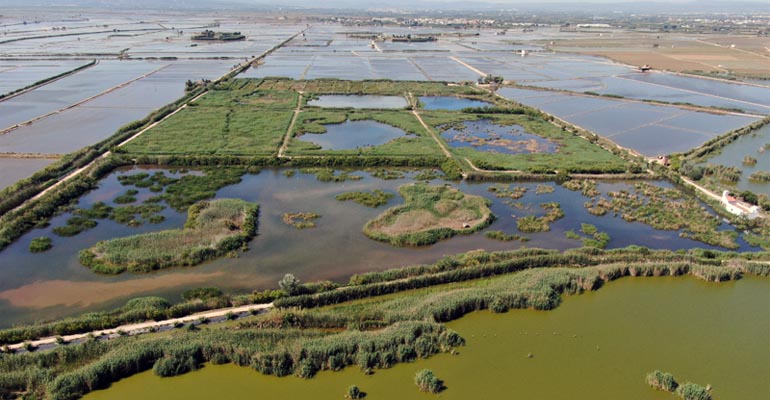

{"left": 28, "top": 237, "right": 52, "bottom": 253}
{"left": 565, "top": 223, "right": 611, "bottom": 248}
{"left": 364, "top": 183, "right": 494, "bottom": 246}
{"left": 300, "top": 168, "right": 363, "bottom": 182}
{"left": 79, "top": 199, "right": 259, "bottom": 274}
{"left": 123, "top": 78, "right": 480, "bottom": 159}
{"left": 485, "top": 230, "right": 529, "bottom": 242}
{"left": 422, "top": 113, "right": 629, "bottom": 173}
{"left": 266, "top": 79, "right": 480, "bottom": 97}
{"left": 488, "top": 184, "right": 527, "bottom": 199}
{"left": 282, "top": 212, "right": 321, "bottom": 229}
{"left": 52, "top": 216, "right": 98, "bottom": 237}
{"left": 749, "top": 170, "right": 770, "bottom": 182}
{"left": 336, "top": 190, "right": 394, "bottom": 208}
{"left": 516, "top": 202, "right": 564, "bottom": 233}
{"left": 123, "top": 80, "right": 296, "bottom": 157}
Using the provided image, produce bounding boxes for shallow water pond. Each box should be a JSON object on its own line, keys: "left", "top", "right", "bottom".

{"left": 419, "top": 96, "right": 491, "bottom": 111}
{"left": 297, "top": 120, "right": 407, "bottom": 150}
{"left": 307, "top": 95, "right": 407, "bottom": 109}
{"left": 0, "top": 167, "right": 752, "bottom": 327}
{"left": 83, "top": 275, "right": 770, "bottom": 400}
{"left": 441, "top": 119, "right": 558, "bottom": 154}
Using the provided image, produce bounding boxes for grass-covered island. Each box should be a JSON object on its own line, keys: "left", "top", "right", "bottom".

{"left": 364, "top": 183, "right": 493, "bottom": 246}
{"left": 79, "top": 199, "right": 259, "bottom": 274}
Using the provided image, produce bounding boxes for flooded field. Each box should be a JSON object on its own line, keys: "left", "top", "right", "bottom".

{"left": 441, "top": 119, "right": 558, "bottom": 154}
{"left": 0, "top": 167, "right": 751, "bottom": 327}
{"left": 0, "top": 60, "right": 162, "bottom": 131}
{"left": 297, "top": 120, "right": 407, "bottom": 150}
{"left": 0, "top": 157, "right": 56, "bottom": 190}
{"left": 0, "top": 60, "right": 92, "bottom": 96}
{"left": 419, "top": 96, "right": 491, "bottom": 110}
{"left": 84, "top": 275, "right": 770, "bottom": 400}
{"left": 308, "top": 95, "right": 407, "bottom": 109}
{"left": 0, "top": 60, "right": 235, "bottom": 154}
{"left": 498, "top": 87, "right": 759, "bottom": 156}
{"left": 527, "top": 73, "right": 770, "bottom": 115}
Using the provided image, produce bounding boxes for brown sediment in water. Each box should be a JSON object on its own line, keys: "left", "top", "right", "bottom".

{"left": 0, "top": 272, "right": 225, "bottom": 308}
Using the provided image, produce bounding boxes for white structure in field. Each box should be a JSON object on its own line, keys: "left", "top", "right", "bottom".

{"left": 721, "top": 191, "right": 760, "bottom": 219}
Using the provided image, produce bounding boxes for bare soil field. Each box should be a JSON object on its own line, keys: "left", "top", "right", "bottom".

{"left": 547, "top": 32, "right": 770, "bottom": 77}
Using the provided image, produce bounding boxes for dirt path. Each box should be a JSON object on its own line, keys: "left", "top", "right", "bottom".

{"left": 681, "top": 176, "right": 723, "bottom": 202}
{"left": 6, "top": 303, "right": 273, "bottom": 351}
{"left": 450, "top": 56, "right": 487, "bottom": 77}
{"left": 278, "top": 92, "right": 303, "bottom": 158}
{"left": 408, "top": 98, "right": 452, "bottom": 158}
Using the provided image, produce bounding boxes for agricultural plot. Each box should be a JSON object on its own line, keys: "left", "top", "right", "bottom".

{"left": 498, "top": 87, "right": 760, "bottom": 156}
{"left": 286, "top": 109, "right": 444, "bottom": 157}
{"left": 123, "top": 79, "right": 297, "bottom": 156}
{"left": 420, "top": 112, "right": 629, "bottom": 173}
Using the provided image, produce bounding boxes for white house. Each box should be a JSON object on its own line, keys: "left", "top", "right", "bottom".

{"left": 721, "top": 191, "right": 760, "bottom": 220}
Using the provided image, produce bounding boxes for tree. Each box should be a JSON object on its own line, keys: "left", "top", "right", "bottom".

{"left": 279, "top": 273, "right": 301, "bottom": 295}
{"left": 740, "top": 190, "right": 758, "bottom": 205}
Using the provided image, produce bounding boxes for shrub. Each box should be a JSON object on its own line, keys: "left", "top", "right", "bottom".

{"left": 279, "top": 274, "right": 301, "bottom": 295}
{"left": 346, "top": 385, "right": 364, "bottom": 399}
{"left": 646, "top": 370, "right": 678, "bottom": 392}
{"left": 414, "top": 369, "right": 443, "bottom": 393}
{"left": 29, "top": 237, "right": 52, "bottom": 253}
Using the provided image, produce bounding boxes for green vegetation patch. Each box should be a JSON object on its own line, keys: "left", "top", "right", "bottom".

{"left": 646, "top": 370, "right": 712, "bottom": 400}
{"left": 561, "top": 179, "right": 600, "bottom": 197}
{"left": 584, "top": 182, "right": 739, "bottom": 249}
{"left": 28, "top": 237, "right": 52, "bottom": 253}
{"left": 123, "top": 80, "right": 296, "bottom": 156}
{"left": 415, "top": 369, "right": 444, "bottom": 393}
{"left": 488, "top": 184, "right": 527, "bottom": 199}
{"left": 52, "top": 216, "right": 98, "bottom": 237}
{"left": 300, "top": 168, "right": 362, "bottom": 182}
{"left": 485, "top": 230, "right": 529, "bottom": 242}
{"left": 336, "top": 190, "right": 394, "bottom": 208}
{"left": 516, "top": 202, "right": 564, "bottom": 233}
{"left": 423, "top": 112, "right": 629, "bottom": 173}
{"left": 565, "top": 223, "right": 610, "bottom": 249}
{"left": 282, "top": 212, "right": 320, "bottom": 229}
{"left": 364, "top": 183, "right": 493, "bottom": 246}
{"left": 79, "top": 199, "right": 259, "bottom": 274}
{"left": 286, "top": 79, "right": 480, "bottom": 96}
{"left": 749, "top": 170, "right": 770, "bottom": 182}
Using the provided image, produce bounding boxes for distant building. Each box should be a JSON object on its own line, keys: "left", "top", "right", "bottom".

{"left": 721, "top": 191, "right": 760, "bottom": 219}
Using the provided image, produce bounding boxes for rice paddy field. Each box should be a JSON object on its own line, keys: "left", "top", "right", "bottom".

{"left": 497, "top": 87, "right": 760, "bottom": 156}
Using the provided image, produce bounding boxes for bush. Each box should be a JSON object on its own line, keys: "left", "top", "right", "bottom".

{"left": 29, "top": 237, "right": 52, "bottom": 253}
{"left": 414, "top": 369, "right": 443, "bottom": 393}
{"left": 279, "top": 274, "right": 301, "bottom": 295}
{"left": 346, "top": 385, "right": 364, "bottom": 399}
{"left": 675, "top": 382, "right": 712, "bottom": 400}
{"left": 646, "top": 370, "right": 678, "bottom": 392}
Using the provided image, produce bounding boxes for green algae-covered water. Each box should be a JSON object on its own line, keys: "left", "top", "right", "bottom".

{"left": 85, "top": 276, "right": 770, "bottom": 400}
